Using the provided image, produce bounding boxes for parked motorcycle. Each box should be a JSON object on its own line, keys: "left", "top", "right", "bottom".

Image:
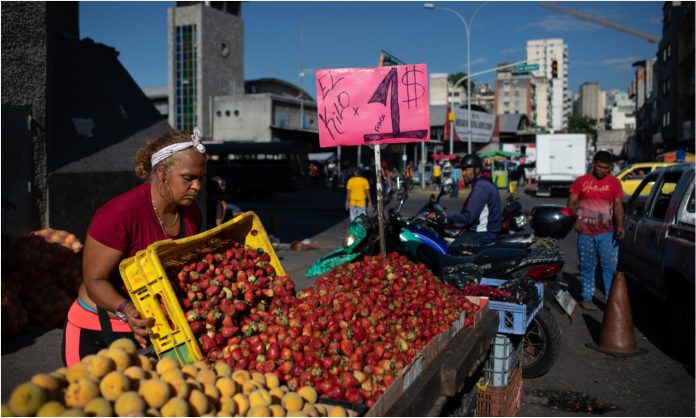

{"left": 307, "top": 184, "right": 576, "bottom": 378}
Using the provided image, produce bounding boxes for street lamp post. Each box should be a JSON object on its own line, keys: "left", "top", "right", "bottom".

{"left": 424, "top": 2, "right": 488, "bottom": 155}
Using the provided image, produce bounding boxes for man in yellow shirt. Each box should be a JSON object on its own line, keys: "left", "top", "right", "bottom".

{"left": 345, "top": 168, "right": 372, "bottom": 221}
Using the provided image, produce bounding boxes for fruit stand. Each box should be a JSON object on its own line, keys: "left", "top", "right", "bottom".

{"left": 3, "top": 213, "right": 505, "bottom": 417}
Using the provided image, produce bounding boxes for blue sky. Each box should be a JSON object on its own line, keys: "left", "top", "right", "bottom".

{"left": 80, "top": 1, "right": 663, "bottom": 98}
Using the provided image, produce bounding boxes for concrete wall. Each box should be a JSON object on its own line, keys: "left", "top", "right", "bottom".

{"left": 596, "top": 129, "right": 629, "bottom": 156}
{"left": 213, "top": 94, "right": 272, "bottom": 141}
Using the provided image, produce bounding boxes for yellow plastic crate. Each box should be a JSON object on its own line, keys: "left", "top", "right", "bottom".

{"left": 119, "top": 212, "right": 286, "bottom": 366}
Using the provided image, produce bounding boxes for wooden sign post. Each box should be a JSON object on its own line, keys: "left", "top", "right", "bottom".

{"left": 315, "top": 64, "right": 430, "bottom": 257}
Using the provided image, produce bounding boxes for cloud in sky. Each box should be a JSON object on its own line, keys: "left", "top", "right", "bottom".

{"left": 647, "top": 16, "right": 662, "bottom": 25}
{"left": 459, "top": 57, "right": 488, "bottom": 69}
{"left": 517, "top": 15, "right": 596, "bottom": 32}
{"left": 501, "top": 47, "right": 521, "bottom": 55}
{"left": 601, "top": 56, "right": 639, "bottom": 70}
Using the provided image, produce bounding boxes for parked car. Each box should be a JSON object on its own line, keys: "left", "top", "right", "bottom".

{"left": 615, "top": 162, "right": 677, "bottom": 196}
{"left": 619, "top": 163, "right": 694, "bottom": 362}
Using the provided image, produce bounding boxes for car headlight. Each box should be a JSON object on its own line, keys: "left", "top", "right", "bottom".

{"left": 344, "top": 234, "right": 356, "bottom": 248}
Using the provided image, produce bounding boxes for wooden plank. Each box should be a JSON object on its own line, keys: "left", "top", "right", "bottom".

{"left": 441, "top": 309, "right": 499, "bottom": 397}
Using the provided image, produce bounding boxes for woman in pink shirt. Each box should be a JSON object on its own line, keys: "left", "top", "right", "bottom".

{"left": 62, "top": 129, "right": 207, "bottom": 366}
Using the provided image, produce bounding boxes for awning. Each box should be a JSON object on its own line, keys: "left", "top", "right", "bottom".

{"left": 432, "top": 153, "right": 458, "bottom": 161}
{"left": 308, "top": 152, "right": 336, "bottom": 164}
{"left": 479, "top": 150, "right": 526, "bottom": 159}
{"left": 656, "top": 150, "right": 695, "bottom": 162}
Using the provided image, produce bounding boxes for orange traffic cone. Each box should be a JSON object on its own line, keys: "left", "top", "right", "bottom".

{"left": 586, "top": 271, "right": 647, "bottom": 357}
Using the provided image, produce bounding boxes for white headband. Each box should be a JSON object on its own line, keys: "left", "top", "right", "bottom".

{"left": 151, "top": 127, "right": 206, "bottom": 168}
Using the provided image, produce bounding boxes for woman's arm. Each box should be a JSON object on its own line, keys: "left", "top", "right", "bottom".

{"left": 82, "top": 236, "right": 155, "bottom": 347}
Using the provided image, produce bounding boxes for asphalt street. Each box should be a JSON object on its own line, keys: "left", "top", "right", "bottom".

{"left": 2, "top": 183, "right": 694, "bottom": 416}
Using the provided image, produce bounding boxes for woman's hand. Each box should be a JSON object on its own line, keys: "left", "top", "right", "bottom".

{"left": 123, "top": 303, "right": 155, "bottom": 348}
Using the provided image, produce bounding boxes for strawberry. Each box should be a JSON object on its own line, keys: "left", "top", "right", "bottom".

{"left": 189, "top": 320, "right": 204, "bottom": 336}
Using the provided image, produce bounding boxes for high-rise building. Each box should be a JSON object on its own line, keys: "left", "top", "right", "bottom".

{"left": 578, "top": 81, "right": 602, "bottom": 121}
{"left": 167, "top": 2, "right": 244, "bottom": 136}
{"left": 526, "top": 38, "right": 570, "bottom": 131}
{"left": 494, "top": 64, "right": 536, "bottom": 121}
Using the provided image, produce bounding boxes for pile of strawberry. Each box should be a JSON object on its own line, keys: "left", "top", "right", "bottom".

{"left": 167, "top": 240, "right": 295, "bottom": 363}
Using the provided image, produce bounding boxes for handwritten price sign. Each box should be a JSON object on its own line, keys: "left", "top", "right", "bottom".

{"left": 316, "top": 64, "right": 430, "bottom": 148}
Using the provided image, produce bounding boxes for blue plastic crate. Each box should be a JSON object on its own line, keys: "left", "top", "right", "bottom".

{"left": 480, "top": 278, "right": 543, "bottom": 335}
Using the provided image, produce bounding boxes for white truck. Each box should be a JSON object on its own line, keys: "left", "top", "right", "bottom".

{"left": 535, "top": 134, "right": 587, "bottom": 197}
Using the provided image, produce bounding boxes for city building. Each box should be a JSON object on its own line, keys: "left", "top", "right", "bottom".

{"left": 143, "top": 86, "right": 169, "bottom": 118}
{"left": 629, "top": 59, "right": 659, "bottom": 161}
{"left": 654, "top": 1, "right": 694, "bottom": 153}
{"left": 606, "top": 92, "right": 635, "bottom": 131}
{"left": 577, "top": 81, "right": 603, "bottom": 122}
{"left": 429, "top": 73, "right": 450, "bottom": 106}
{"left": 471, "top": 83, "right": 495, "bottom": 114}
{"left": 167, "top": 2, "right": 244, "bottom": 136}
{"left": 526, "top": 38, "right": 570, "bottom": 131}
{"left": 493, "top": 64, "right": 536, "bottom": 121}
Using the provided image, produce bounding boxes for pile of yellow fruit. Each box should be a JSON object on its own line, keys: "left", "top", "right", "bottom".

{"left": 2, "top": 339, "right": 352, "bottom": 417}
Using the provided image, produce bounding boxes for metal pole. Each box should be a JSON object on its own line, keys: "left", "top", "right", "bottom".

{"left": 467, "top": 27, "right": 472, "bottom": 154}
{"left": 373, "top": 145, "right": 386, "bottom": 257}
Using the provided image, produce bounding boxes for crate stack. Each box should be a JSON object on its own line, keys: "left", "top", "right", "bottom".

{"left": 475, "top": 334, "right": 524, "bottom": 416}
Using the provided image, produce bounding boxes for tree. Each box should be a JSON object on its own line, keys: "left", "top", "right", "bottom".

{"left": 448, "top": 72, "right": 477, "bottom": 104}
{"left": 568, "top": 115, "right": 598, "bottom": 146}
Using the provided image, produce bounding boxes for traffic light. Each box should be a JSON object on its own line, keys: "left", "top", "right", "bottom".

{"left": 551, "top": 60, "right": 558, "bottom": 79}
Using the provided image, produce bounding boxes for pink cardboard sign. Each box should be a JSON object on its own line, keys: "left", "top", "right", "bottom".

{"left": 316, "top": 64, "right": 430, "bottom": 148}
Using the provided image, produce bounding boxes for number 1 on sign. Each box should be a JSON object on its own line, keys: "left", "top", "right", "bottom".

{"left": 363, "top": 67, "right": 428, "bottom": 143}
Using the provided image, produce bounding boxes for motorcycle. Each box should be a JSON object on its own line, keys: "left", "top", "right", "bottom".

{"left": 307, "top": 183, "right": 577, "bottom": 378}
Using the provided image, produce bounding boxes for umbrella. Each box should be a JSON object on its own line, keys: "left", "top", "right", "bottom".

{"left": 478, "top": 150, "right": 526, "bottom": 159}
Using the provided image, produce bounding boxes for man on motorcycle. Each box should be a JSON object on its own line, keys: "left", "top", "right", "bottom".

{"left": 439, "top": 154, "right": 502, "bottom": 249}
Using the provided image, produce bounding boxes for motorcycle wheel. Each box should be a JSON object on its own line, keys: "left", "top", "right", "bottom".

{"left": 521, "top": 307, "right": 561, "bottom": 378}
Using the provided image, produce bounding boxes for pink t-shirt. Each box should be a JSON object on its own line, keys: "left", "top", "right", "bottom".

{"left": 569, "top": 173, "right": 624, "bottom": 235}
{"left": 87, "top": 182, "right": 202, "bottom": 258}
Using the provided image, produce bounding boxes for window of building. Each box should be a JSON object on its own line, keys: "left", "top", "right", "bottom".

{"left": 175, "top": 24, "right": 198, "bottom": 131}
{"left": 275, "top": 111, "right": 289, "bottom": 128}
{"left": 662, "top": 43, "right": 671, "bottom": 62}
{"left": 663, "top": 111, "right": 671, "bottom": 127}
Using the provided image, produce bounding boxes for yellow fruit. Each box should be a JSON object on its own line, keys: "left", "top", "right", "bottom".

{"left": 114, "top": 391, "right": 145, "bottom": 417}
{"left": 36, "top": 400, "right": 66, "bottom": 417}
{"left": 64, "top": 377, "right": 100, "bottom": 408}
{"left": 83, "top": 397, "right": 113, "bottom": 417}
{"left": 193, "top": 360, "right": 209, "bottom": 370}
{"left": 30, "top": 373, "right": 63, "bottom": 399}
{"left": 242, "top": 379, "right": 261, "bottom": 395}
{"left": 247, "top": 405, "right": 271, "bottom": 417}
{"left": 218, "top": 396, "right": 237, "bottom": 414}
{"left": 203, "top": 383, "right": 220, "bottom": 403}
{"left": 105, "top": 347, "right": 132, "bottom": 372}
{"left": 231, "top": 370, "right": 250, "bottom": 385}
{"left": 196, "top": 368, "right": 217, "bottom": 385}
{"left": 155, "top": 357, "right": 180, "bottom": 376}
{"left": 168, "top": 379, "right": 190, "bottom": 399}
{"left": 314, "top": 404, "right": 327, "bottom": 416}
{"left": 59, "top": 407, "right": 85, "bottom": 416}
{"left": 232, "top": 393, "right": 250, "bottom": 416}
{"left": 264, "top": 372, "right": 280, "bottom": 389}
{"left": 159, "top": 368, "right": 185, "bottom": 384}
{"left": 160, "top": 397, "right": 189, "bottom": 417}
{"left": 137, "top": 355, "right": 154, "bottom": 372}
{"left": 213, "top": 362, "right": 231, "bottom": 378}
{"left": 269, "top": 404, "right": 286, "bottom": 417}
{"left": 186, "top": 378, "right": 202, "bottom": 392}
{"left": 138, "top": 378, "right": 171, "bottom": 409}
{"left": 188, "top": 389, "right": 209, "bottom": 416}
{"left": 65, "top": 364, "right": 89, "bottom": 383}
{"left": 248, "top": 388, "right": 271, "bottom": 408}
{"left": 303, "top": 404, "right": 319, "bottom": 417}
{"left": 181, "top": 364, "right": 199, "bottom": 379}
{"left": 281, "top": 392, "right": 304, "bottom": 412}
{"left": 110, "top": 338, "right": 137, "bottom": 355}
{"left": 99, "top": 371, "right": 130, "bottom": 401}
{"left": 97, "top": 348, "right": 110, "bottom": 357}
{"left": 297, "top": 386, "right": 318, "bottom": 405}
{"left": 53, "top": 368, "right": 69, "bottom": 378}
{"left": 87, "top": 355, "right": 116, "bottom": 379}
{"left": 146, "top": 407, "right": 162, "bottom": 417}
{"left": 269, "top": 387, "right": 285, "bottom": 405}
{"left": 81, "top": 354, "right": 96, "bottom": 367}
{"left": 250, "top": 372, "right": 265, "bottom": 384}
{"left": 215, "top": 377, "right": 237, "bottom": 398}
{"left": 287, "top": 411, "right": 308, "bottom": 417}
{"left": 124, "top": 366, "right": 146, "bottom": 383}
{"left": 327, "top": 405, "right": 348, "bottom": 417}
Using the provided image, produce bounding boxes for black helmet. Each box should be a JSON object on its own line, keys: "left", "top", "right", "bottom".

{"left": 460, "top": 154, "right": 482, "bottom": 169}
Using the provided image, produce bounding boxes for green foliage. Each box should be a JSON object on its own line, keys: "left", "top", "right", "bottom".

{"left": 568, "top": 115, "right": 598, "bottom": 143}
